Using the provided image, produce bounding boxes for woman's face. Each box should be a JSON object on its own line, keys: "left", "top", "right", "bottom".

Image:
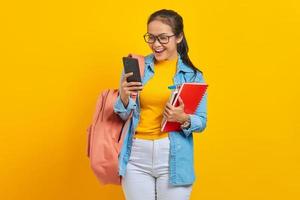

{"left": 147, "top": 20, "right": 183, "bottom": 62}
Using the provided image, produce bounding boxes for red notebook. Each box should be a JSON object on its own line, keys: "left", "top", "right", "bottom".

{"left": 161, "top": 83, "right": 208, "bottom": 132}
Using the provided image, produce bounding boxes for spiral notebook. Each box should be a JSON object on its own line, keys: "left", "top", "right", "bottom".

{"left": 161, "top": 83, "right": 208, "bottom": 132}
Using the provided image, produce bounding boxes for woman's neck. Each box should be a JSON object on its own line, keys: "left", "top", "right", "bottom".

{"left": 154, "top": 54, "right": 178, "bottom": 65}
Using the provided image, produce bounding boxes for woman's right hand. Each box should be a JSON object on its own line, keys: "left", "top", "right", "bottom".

{"left": 120, "top": 72, "right": 143, "bottom": 107}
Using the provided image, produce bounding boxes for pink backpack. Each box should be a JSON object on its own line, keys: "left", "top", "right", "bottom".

{"left": 86, "top": 54, "right": 145, "bottom": 185}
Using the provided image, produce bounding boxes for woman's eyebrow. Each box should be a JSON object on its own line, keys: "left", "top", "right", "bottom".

{"left": 148, "top": 32, "right": 169, "bottom": 36}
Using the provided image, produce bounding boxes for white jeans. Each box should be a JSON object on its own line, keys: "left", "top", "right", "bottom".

{"left": 121, "top": 137, "right": 193, "bottom": 200}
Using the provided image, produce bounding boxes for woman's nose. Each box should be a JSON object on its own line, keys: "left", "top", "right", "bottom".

{"left": 153, "top": 38, "right": 162, "bottom": 46}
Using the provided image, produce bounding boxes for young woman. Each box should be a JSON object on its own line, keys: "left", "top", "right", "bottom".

{"left": 114, "top": 9, "right": 207, "bottom": 200}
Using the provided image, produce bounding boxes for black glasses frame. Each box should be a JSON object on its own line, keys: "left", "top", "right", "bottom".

{"left": 143, "top": 33, "right": 176, "bottom": 44}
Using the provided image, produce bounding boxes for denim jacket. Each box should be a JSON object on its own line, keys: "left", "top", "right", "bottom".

{"left": 113, "top": 53, "right": 207, "bottom": 186}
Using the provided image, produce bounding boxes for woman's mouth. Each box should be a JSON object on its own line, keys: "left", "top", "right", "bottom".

{"left": 154, "top": 48, "right": 166, "bottom": 55}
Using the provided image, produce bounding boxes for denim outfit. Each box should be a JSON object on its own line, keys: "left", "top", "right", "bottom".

{"left": 113, "top": 53, "right": 208, "bottom": 186}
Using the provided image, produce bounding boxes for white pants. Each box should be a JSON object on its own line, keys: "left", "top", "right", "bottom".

{"left": 121, "top": 137, "right": 193, "bottom": 200}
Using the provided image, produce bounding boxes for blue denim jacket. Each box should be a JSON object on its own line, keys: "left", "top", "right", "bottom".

{"left": 113, "top": 53, "right": 207, "bottom": 186}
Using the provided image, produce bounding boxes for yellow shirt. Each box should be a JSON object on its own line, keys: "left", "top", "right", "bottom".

{"left": 134, "top": 57, "right": 178, "bottom": 140}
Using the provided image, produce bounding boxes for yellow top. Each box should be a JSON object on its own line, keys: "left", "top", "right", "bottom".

{"left": 134, "top": 57, "right": 178, "bottom": 140}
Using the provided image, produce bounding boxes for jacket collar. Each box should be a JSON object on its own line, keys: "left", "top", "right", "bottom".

{"left": 144, "top": 52, "right": 194, "bottom": 73}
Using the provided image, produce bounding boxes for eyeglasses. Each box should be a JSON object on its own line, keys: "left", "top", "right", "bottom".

{"left": 143, "top": 33, "right": 176, "bottom": 44}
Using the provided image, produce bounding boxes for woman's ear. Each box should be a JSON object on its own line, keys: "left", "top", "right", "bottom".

{"left": 176, "top": 33, "right": 184, "bottom": 44}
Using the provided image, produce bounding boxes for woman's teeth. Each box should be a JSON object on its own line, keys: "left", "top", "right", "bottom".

{"left": 154, "top": 49, "right": 165, "bottom": 53}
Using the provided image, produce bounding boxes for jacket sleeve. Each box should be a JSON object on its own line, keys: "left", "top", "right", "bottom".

{"left": 113, "top": 69, "right": 137, "bottom": 121}
{"left": 181, "top": 72, "right": 208, "bottom": 137}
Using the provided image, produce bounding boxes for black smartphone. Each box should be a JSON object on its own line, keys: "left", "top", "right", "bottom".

{"left": 122, "top": 56, "right": 142, "bottom": 83}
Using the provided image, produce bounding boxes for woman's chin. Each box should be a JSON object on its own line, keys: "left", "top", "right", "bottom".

{"left": 153, "top": 52, "right": 167, "bottom": 61}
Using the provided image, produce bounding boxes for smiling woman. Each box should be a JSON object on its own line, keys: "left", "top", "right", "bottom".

{"left": 145, "top": 20, "right": 181, "bottom": 61}
{"left": 114, "top": 9, "right": 208, "bottom": 200}
{"left": 144, "top": 10, "right": 202, "bottom": 76}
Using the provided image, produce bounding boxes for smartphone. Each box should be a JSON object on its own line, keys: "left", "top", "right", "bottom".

{"left": 122, "top": 56, "right": 142, "bottom": 83}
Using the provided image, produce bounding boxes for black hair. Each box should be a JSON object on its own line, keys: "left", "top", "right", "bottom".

{"left": 147, "top": 9, "right": 203, "bottom": 77}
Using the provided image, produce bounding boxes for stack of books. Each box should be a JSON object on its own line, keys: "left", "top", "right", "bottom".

{"left": 161, "top": 83, "right": 208, "bottom": 132}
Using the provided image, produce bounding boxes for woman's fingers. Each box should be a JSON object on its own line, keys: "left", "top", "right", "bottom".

{"left": 120, "top": 72, "right": 143, "bottom": 100}
{"left": 122, "top": 81, "right": 142, "bottom": 89}
{"left": 122, "top": 72, "right": 133, "bottom": 82}
{"left": 126, "top": 81, "right": 142, "bottom": 87}
{"left": 164, "top": 107, "right": 172, "bottom": 115}
{"left": 163, "top": 111, "right": 174, "bottom": 121}
{"left": 122, "top": 73, "right": 142, "bottom": 86}
{"left": 163, "top": 111, "right": 169, "bottom": 119}
{"left": 165, "top": 102, "right": 173, "bottom": 110}
{"left": 127, "top": 86, "right": 143, "bottom": 91}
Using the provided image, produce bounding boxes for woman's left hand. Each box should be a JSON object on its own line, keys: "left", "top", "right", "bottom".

{"left": 163, "top": 96, "right": 189, "bottom": 124}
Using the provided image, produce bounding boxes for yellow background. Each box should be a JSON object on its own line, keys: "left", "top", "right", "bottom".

{"left": 0, "top": 0, "right": 299, "bottom": 199}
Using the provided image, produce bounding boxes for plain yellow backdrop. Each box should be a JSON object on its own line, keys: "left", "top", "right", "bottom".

{"left": 0, "top": 0, "right": 299, "bottom": 199}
